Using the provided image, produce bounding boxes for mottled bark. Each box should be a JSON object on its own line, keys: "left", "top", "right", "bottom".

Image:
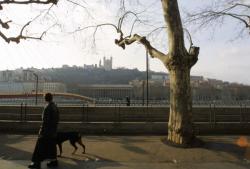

{"left": 162, "top": 0, "right": 198, "bottom": 146}
{"left": 168, "top": 67, "right": 194, "bottom": 145}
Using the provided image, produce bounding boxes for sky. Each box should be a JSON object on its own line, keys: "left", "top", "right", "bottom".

{"left": 0, "top": 0, "right": 250, "bottom": 84}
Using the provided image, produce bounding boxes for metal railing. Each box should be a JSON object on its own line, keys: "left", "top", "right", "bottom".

{"left": 0, "top": 104, "right": 249, "bottom": 124}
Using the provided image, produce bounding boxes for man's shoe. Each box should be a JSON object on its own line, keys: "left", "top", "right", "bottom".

{"left": 47, "top": 160, "right": 58, "bottom": 167}
{"left": 28, "top": 162, "right": 41, "bottom": 169}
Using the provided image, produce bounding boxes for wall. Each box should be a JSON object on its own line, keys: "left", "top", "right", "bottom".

{"left": 0, "top": 105, "right": 249, "bottom": 134}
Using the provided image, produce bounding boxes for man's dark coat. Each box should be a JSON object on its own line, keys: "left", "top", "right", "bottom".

{"left": 31, "top": 102, "right": 59, "bottom": 162}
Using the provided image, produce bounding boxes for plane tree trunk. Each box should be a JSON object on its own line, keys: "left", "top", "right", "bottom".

{"left": 168, "top": 66, "right": 193, "bottom": 145}
{"left": 115, "top": 0, "right": 199, "bottom": 146}
{"left": 162, "top": 0, "right": 199, "bottom": 146}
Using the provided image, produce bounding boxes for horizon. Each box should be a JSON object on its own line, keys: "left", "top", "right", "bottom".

{"left": 0, "top": 65, "right": 249, "bottom": 86}
{"left": 1, "top": 1, "right": 249, "bottom": 85}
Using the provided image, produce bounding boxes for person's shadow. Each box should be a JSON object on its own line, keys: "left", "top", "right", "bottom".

{"left": 0, "top": 135, "right": 122, "bottom": 169}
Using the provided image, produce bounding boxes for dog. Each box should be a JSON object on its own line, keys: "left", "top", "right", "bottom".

{"left": 56, "top": 132, "right": 85, "bottom": 157}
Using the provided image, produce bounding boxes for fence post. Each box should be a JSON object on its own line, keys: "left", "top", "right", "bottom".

{"left": 20, "top": 103, "right": 23, "bottom": 122}
{"left": 213, "top": 103, "right": 216, "bottom": 125}
{"left": 240, "top": 103, "right": 243, "bottom": 123}
{"left": 24, "top": 103, "right": 27, "bottom": 121}
{"left": 209, "top": 103, "right": 212, "bottom": 124}
{"left": 86, "top": 103, "right": 89, "bottom": 123}
{"left": 146, "top": 105, "right": 149, "bottom": 123}
{"left": 82, "top": 104, "right": 85, "bottom": 123}
{"left": 117, "top": 105, "right": 121, "bottom": 123}
{"left": 244, "top": 104, "right": 247, "bottom": 123}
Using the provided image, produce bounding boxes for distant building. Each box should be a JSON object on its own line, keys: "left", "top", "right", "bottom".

{"left": 129, "top": 79, "right": 170, "bottom": 100}
{"left": 62, "top": 65, "right": 70, "bottom": 69}
{"left": 151, "top": 74, "right": 169, "bottom": 81}
{"left": 43, "top": 82, "right": 67, "bottom": 93}
{"left": 99, "top": 57, "right": 113, "bottom": 71}
{"left": 0, "top": 70, "right": 13, "bottom": 82}
{"left": 83, "top": 56, "right": 113, "bottom": 70}
{"left": 191, "top": 76, "right": 203, "bottom": 82}
{"left": 22, "top": 69, "right": 36, "bottom": 81}
{"left": 0, "top": 82, "right": 38, "bottom": 94}
{"left": 0, "top": 82, "right": 66, "bottom": 94}
{"left": 191, "top": 76, "right": 204, "bottom": 87}
{"left": 83, "top": 64, "right": 97, "bottom": 69}
{"left": 0, "top": 69, "right": 52, "bottom": 83}
{"left": 207, "top": 78, "right": 224, "bottom": 89}
{"left": 76, "top": 84, "right": 132, "bottom": 99}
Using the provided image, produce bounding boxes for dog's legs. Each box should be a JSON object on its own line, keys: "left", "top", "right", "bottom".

{"left": 70, "top": 140, "right": 78, "bottom": 154}
{"left": 57, "top": 143, "right": 63, "bottom": 157}
{"left": 77, "top": 139, "right": 86, "bottom": 154}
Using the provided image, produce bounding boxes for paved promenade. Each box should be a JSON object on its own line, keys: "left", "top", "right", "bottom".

{"left": 0, "top": 135, "right": 250, "bottom": 169}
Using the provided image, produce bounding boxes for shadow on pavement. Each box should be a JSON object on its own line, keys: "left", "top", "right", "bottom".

{"left": 58, "top": 153, "right": 122, "bottom": 169}
{"left": 0, "top": 135, "right": 31, "bottom": 160}
{"left": 0, "top": 135, "right": 122, "bottom": 169}
{"left": 204, "top": 141, "right": 247, "bottom": 160}
{"left": 87, "top": 136, "right": 150, "bottom": 155}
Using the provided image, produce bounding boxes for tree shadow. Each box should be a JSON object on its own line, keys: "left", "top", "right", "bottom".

{"left": 161, "top": 136, "right": 249, "bottom": 161}
{"left": 87, "top": 136, "right": 150, "bottom": 155}
{"left": 204, "top": 141, "right": 247, "bottom": 160}
{"left": 203, "top": 141, "right": 250, "bottom": 169}
{"left": 122, "top": 144, "right": 148, "bottom": 154}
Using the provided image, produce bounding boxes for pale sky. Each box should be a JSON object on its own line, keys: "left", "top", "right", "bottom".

{"left": 0, "top": 0, "right": 250, "bottom": 84}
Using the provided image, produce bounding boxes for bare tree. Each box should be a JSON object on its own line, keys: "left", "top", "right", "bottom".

{"left": 185, "top": 0, "right": 250, "bottom": 35}
{"left": 80, "top": 0, "right": 200, "bottom": 146}
{"left": 128, "top": 0, "right": 200, "bottom": 146}
{"left": 0, "top": 0, "right": 57, "bottom": 43}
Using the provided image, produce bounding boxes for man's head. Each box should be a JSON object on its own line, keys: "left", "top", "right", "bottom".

{"left": 44, "top": 93, "right": 53, "bottom": 102}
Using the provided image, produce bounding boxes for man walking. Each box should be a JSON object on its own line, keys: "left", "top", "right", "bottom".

{"left": 28, "top": 93, "right": 59, "bottom": 169}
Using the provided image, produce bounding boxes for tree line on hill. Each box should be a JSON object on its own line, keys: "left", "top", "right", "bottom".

{"left": 40, "top": 67, "right": 158, "bottom": 85}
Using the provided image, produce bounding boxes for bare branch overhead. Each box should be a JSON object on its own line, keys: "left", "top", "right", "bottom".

{"left": 186, "top": 1, "right": 250, "bottom": 34}
{"left": 0, "top": 0, "right": 58, "bottom": 6}
{"left": 0, "top": 0, "right": 57, "bottom": 43}
{"left": 0, "top": 22, "right": 56, "bottom": 43}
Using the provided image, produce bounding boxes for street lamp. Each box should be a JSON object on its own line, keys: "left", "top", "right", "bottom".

{"left": 26, "top": 70, "right": 38, "bottom": 105}
{"left": 142, "top": 51, "right": 149, "bottom": 106}
{"left": 33, "top": 73, "right": 38, "bottom": 105}
{"left": 146, "top": 50, "right": 149, "bottom": 106}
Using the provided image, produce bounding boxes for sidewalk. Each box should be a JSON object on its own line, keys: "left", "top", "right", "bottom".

{"left": 0, "top": 135, "right": 250, "bottom": 169}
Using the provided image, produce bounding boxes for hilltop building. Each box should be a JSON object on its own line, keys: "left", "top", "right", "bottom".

{"left": 83, "top": 56, "right": 113, "bottom": 71}
{"left": 99, "top": 57, "right": 113, "bottom": 71}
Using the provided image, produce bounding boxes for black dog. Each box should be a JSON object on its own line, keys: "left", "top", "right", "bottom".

{"left": 56, "top": 132, "right": 85, "bottom": 157}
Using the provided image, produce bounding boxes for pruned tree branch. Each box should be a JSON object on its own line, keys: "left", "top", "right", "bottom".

{"left": 115, "top": 33, "right": 169, "bottom": 64}
{"left": 187, "top": 46, "right": 199, "bottom": 68}
{"left": 0, "top": 19, "right": 11, "bottom": 29}
{"left": 73, "top": 10, "right": 187, "bottom": 66}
